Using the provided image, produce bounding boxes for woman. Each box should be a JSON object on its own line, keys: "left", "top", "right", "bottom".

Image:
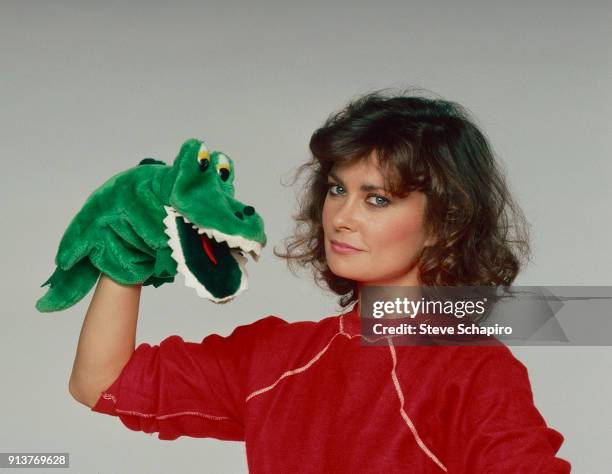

{"left": 69, "top": 89, "right": 571, "bottom": 472}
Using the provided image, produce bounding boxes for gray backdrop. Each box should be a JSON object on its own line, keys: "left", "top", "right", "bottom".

{"left": 1, "top": 0, "right": 610, "bottom": 472}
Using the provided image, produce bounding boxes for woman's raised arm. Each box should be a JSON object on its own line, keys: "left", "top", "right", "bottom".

{"left": 68, "top": 274, "right": 141, "bottom": 408}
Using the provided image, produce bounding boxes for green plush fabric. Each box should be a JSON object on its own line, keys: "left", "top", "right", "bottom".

{"left": 36, "top": 138, "right": 266, "bottom": 312}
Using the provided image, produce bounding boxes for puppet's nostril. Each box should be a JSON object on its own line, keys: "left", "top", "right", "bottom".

{"left": 234, "top": 211, "right": 244, "bottom": 220}
{"left": 244, "top": 206, "right": 255, "bottom": 216}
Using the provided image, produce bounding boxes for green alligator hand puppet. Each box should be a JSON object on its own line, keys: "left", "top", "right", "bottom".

{"left": 36, "top": 138, "right": 265, "bottom": 313}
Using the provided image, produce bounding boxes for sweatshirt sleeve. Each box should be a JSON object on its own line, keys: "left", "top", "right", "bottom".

{"left": 91, "top": 315, "right": 286, "bottom": 441}
{"left": 443, "top": 347, "right": 572, "bottom": 473}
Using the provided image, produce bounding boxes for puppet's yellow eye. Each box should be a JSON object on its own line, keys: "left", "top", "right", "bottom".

{"left": 217, "top": 154, "right": 231, "bottom": 181}
{"left": 198, "top": 145, "right": 210, "bottom": 172}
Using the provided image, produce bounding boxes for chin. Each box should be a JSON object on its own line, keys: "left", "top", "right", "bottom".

{"left": 326, "top": 260, "right": 363, "bottom": 281}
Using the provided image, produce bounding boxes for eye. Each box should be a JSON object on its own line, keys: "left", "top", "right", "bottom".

{"left": 197, "top": 144, "right": 210, "bottom": 172}
{"left": 327, "top": 182, "right": 390, "bottom": 207}
{"left": 327, "top": 183, "right": 344, "bottom": 196}
{"left": 216, "top": 153, "right": 231, "bottom": 182}
{"left": 366, "top": 195, "right": 390, "bottom": 207}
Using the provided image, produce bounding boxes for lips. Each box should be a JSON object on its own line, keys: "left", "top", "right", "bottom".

{"left": 330, "top": 239, "right": 361, "bottom": 251}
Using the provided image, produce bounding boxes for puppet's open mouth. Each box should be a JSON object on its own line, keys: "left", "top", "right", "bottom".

{"left": 200, "top": 233, "right": 219, "bottom": 265}
{"left": 183, "top": 218, "right": 261, "bottom": 265}
{"left": 162, "top": 206, "right": 261, "bottom": 303}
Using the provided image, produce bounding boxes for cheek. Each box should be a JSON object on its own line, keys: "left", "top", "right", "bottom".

{"left": 371, "top": 213, "right": 426, "bottom": 249}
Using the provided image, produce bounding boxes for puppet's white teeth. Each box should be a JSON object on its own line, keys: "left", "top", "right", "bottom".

{"left": 164, "top": 205, "right": 249, "bottom": 304}
{"left": 243, "top": 242, "right": 260, "bottom": 256}
{"left": 235, "top": 249, "right": 258, "bottom": 263}
{"left": 249, "top": 250, "right": 260, "bottom": 262}
{"left": 225, "top": 235, "right": 244, "bottom": 249}
{"left": 195, "top": 227, "right": 214, "bottom": 240}
{"left": 181, "top": 219, "right": 261, "bottom": 256}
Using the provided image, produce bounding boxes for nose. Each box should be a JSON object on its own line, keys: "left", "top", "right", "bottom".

{"left": 234, "top": 205, "right": 256, "bottom": 221}
{"left": 332, "top": 199, "right": 358, "bottom": 231}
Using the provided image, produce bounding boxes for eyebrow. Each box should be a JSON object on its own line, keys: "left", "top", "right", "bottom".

{"left": 328, "top": 170, "right": 388, "bottom": 192}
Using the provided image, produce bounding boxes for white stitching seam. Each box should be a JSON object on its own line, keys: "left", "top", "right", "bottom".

{"left": 246, "top": 314, "right": 447, "bottom": 472}
{"left": 116, "top": 409, "right": 230, "bottom": 421}
{"left": 245, "top": 331, "right": 347, "bottom": 402}
{"left": 100, "top": 392, "right": 230, "bottom": 421}
{"left": 387, "top": 337, "right": 448, "bottom": 472}
{"left": 102, "top": 392, "right": 117, "bottom": 403}
{"left": 100, "top": 312, "right": 447, "bottom": 469}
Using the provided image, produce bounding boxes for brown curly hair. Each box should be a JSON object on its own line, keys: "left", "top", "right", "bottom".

{"left": 273, "top": 88, "right": 531, "bottom": 309}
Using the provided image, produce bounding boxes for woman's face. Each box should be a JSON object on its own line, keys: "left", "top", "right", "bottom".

{"left": 322, "top": 153, "right": 435, "bottom": 287}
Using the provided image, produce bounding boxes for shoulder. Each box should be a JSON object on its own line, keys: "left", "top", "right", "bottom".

{"left": 225, "top": 313, "right": 344, "bottom": 393}
{"left": 248, "top": 312, "right": 341, "bottom": 342}
{"left": 215, "top": 312, "right": 341, "bottom": 347}
{"left": 394, "top": 337, "right": 521, "bottom": 366}
{"left": 392, "top": 342, "right": 530, "bottom": 393}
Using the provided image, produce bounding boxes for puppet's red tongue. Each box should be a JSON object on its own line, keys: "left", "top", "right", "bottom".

{"left": 200, "top": 234, "right": 218, "bottom": 265}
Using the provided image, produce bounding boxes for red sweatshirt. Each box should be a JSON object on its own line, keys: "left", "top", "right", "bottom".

{"left": 92, "top": 304, "right": 571, "bottom": 473}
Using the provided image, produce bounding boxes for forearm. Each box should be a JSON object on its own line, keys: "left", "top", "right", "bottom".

{"left": 68, "top": 273, "right": 141, "bottom": 407}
